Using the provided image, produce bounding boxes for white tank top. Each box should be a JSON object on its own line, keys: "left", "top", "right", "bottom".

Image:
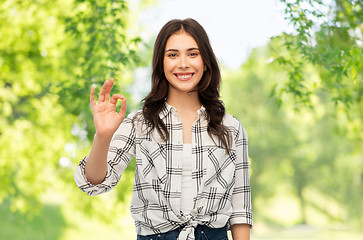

{"left": 180, "top": 144, "right": 196, "bottom": 214}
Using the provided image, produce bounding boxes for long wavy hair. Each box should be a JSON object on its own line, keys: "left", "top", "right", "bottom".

{"left": 140, "top": 18, "right": 231, "bottom": 151}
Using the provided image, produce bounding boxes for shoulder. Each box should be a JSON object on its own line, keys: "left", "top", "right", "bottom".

{"left": 223, "top": 113, "right": 248, "bottom": 140}
{"left": 119, "top": 110, "right": 143, "bottom": 128}
{"left": 122, "top": 110, "right": 150, "bottom": 133}
{"left": 223, "top": 113, "right": 243, "bottom": 129}
{"left": 125, "top": 110, "right": 143, "bottom": 121}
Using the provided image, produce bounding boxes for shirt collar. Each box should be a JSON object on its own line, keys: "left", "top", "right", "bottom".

{"left": 159, "top": 102, "right": 208, "bottom": 120}
{"left": 159, "top": 102, "right": 174, "bottom": 119}
{"left": 197, "top": 105, "right": 208, "bottom": 119}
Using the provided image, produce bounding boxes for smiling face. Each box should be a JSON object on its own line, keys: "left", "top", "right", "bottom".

{"left": 163, "top": 31, "right": 205, "bottom": 95}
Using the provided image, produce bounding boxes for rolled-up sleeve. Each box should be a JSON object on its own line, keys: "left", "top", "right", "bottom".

{"left": 229, "top": 122, "right": 253, "bottom": 227}
{"left": 74, "top": 112, "right": 137, "bottom": 196}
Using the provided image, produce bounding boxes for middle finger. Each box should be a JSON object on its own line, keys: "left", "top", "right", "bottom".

{"left": 98, "top": 80, "right": 109, "bottom": 102}
{"left": 104, "top": 78, "right": 114, "bottom": 102}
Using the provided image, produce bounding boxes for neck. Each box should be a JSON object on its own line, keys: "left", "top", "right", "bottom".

{"left": 166, "top": 88, "right": 202, "bottom": 113}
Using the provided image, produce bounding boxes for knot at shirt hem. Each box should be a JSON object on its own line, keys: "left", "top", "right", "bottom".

{"left": 177, "top": 213, "right": 199, "bottom": 240}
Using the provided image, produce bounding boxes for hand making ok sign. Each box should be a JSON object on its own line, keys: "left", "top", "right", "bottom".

{"left": 90, "top": 78, "right": 127, "bottom": 138}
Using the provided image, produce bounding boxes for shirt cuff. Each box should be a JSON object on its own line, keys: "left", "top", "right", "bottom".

{"left": 229, "top": 211, "right": 253, "bottom": 228}
{"left": 74, "top": 156, "right": 113, "bottom": 196}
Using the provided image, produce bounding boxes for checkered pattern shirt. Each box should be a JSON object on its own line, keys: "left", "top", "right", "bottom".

{"left": 74, "top": 103, "right": 253, "bottom": 239}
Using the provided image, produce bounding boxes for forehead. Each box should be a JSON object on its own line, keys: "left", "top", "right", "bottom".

{"left": 165, "top": 31, "right": 199, "bottom": 50}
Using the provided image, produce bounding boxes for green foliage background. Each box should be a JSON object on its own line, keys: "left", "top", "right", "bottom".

{"left": 0, "top": 0, "right": 361, "bottom": 239}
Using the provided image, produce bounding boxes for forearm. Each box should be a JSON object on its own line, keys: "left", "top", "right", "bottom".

{"left": 231, "top": 224, "right": 250, "bottom": 240}
{"left": 84, "top": 133, "right": 113, "bottom": 185}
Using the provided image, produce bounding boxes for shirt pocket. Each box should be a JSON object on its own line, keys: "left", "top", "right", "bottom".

{"left": 138, "top": 139, "right": 167, "bottom": 184}
{"left": 203, "top": 146, "right": 236, "bottom": 189}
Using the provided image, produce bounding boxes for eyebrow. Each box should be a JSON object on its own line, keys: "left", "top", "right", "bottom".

{"left": 165, "top": 48, "right": 200, "bottom": 53}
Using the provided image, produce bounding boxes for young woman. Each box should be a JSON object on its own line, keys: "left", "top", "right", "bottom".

{"left": 74, "top": 18, "right": 253, "bottom": 240}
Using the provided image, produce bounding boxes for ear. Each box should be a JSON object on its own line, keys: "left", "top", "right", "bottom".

{"left": 204, "top": 65, "right": 207, "bottom": 71}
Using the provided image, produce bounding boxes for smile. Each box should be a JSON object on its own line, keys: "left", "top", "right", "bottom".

{"left": 174, "top": 73, "right": 194, "bottom": 81}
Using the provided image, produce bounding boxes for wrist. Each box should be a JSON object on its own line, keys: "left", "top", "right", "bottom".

{"left": 94, "top": 132, "right": 113, "bottom": 142}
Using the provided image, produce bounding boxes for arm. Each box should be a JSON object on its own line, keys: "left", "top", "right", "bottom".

{"left": 85, "top": 78, "right": 127, "bottom": 184}
{"left": 231, "top": 224, "right": 250, "bottom": 240}
{"left": 229, "top": 121, "right": 253, "bottom": 238}
{"left": 74, "top": 78, "right": 133, "bottom": 195}
{"left": 84, "top": 133, "right": 113, "bottom": 185}
{"left": 74, "top": 115, "right": 136, "bottom": 195}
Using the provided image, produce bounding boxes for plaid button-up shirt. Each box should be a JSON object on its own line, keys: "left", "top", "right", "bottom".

{"left": 74, "top": 103, "right": 253, "bottom": 239}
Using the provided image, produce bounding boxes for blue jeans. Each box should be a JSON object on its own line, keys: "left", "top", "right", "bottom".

{"left": 136, "top": 225, "right": 228, "bottom": 240}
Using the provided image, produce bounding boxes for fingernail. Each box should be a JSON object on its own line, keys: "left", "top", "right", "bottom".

{"left": 91, "top": 84, "right": 96, "bottom": 88}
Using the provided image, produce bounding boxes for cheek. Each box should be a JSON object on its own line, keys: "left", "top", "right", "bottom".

{"left": 196, "top": 61, "right": 205, "bottom": 73}
{"left": 195, "top": 57, "right": 205, "bottom": 71}
{"left": 163, "top": 59, "right": 173, "bottom": 73}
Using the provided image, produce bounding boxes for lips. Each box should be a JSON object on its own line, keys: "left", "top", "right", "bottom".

{"left": 174, "top": 73, "right": 194, "bottom": 81}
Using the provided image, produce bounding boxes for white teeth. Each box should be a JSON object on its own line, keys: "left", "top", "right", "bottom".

{"left": 176, "top": 74, "right": 192, "bottom": 79}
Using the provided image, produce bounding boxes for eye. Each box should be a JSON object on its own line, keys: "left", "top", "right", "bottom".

{"left": 167, "top": 53, "right": 177, "bottom": 57}
{"left": 189, "top": 52, "right": 199, "bottom": 57}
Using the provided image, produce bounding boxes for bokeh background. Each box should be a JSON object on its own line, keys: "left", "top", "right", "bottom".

{"left": 0, "top": 0, "right": 362, "bottom": 239}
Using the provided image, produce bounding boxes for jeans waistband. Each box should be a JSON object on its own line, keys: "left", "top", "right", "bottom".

{"left": 137, "top": 224, "right": 228, "bottom": 240}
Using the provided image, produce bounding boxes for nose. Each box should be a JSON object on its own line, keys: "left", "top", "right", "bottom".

{"left": 178, "top": 55, "right": 189, "bottom": 69}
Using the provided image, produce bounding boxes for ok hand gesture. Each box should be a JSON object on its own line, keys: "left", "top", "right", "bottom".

{"left": 90, "top": 78, "right": 127, "bottom": 138}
